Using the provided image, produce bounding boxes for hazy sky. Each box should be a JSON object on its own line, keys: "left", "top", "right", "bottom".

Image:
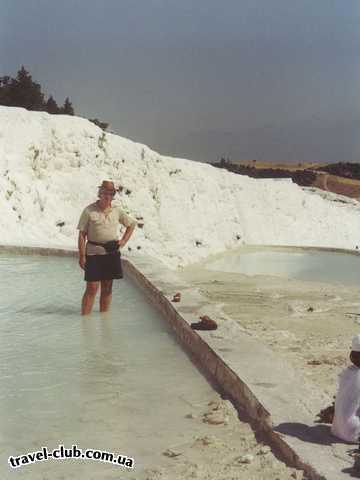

{"left": 1, "top": 0, "right": 360, "bottom": 163}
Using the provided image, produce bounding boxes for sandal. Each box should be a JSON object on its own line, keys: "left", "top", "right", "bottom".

{"left": 191, "top": 315, "right": 217, "bottom": 330}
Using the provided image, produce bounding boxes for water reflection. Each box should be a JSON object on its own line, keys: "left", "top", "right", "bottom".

{"left": 205, "top": 247, "right": 360, "bottom": 285}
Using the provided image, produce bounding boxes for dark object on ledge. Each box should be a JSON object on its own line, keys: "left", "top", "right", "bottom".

{"left": 353, "top": 446, "right": 360, "bottom": 476}
{"left": 172, "top": 292, "right": 181, "bottom": 303}
{"left": 191, "top": 315, "right": 218, "bottom": 331}
{"left": 315, "top": 400, "right": 335, "bottom": 424}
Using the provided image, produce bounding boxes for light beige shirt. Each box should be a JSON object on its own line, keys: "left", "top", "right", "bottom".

{"left": 77, "top": 202, "right": 136, "bottom": 255}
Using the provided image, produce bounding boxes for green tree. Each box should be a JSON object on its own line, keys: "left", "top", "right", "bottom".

{"left": 89, "top": 118, "right": 109, "bottom": 131}
{"left": 0, "top": 67, "right": 77, "bottom": 116}
{"left": 8, "top": 66, "right": 45, "bottom": 110}
{"left": 45, "top": 95, "right": 59, "bottom": 114}
{"left": 60, "top": 97, "right": 74, "bottom": 115}
{"left": 0, "top": 76, "right": 12, "bottom": 105}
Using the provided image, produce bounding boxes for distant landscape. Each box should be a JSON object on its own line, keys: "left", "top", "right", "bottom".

{"left": 213, "top": 159, "right": 360, "bottom": 199}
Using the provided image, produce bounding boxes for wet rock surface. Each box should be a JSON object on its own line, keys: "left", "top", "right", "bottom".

{"left": 179, "top": 266, "right": 358, "bottom": 395}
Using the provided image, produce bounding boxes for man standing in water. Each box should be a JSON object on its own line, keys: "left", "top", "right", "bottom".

{"left": 77, "top": 180, "right": 136, "bottom": 315}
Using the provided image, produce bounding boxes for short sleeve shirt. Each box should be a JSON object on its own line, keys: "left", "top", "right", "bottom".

{"left": 77, "top": 202, "right": 136, "bottom": 255}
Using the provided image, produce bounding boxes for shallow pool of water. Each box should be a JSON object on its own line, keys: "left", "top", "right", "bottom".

{"left": 203, "top": 247, "right": 360, "bottom": 285}
{"left": 0, "top": 254, "right": 215, "bottom": 480}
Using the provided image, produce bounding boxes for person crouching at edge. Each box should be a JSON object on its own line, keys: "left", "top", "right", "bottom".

{"left": 77, "top": 180, "right": 136, "bottom": 315}
{"left": 331, "top": 334, "right": 360, "bottom": 442}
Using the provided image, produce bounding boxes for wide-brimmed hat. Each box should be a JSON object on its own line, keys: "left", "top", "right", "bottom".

{"left": 98, "top": 180, "right": 116, "bottom": 193}
{"left": 351, "top": 334, "right": 360, "bottom": 352}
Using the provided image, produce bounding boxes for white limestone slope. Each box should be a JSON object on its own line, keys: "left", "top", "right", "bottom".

{"left": 1, "top": 106, "right": 359, "bottom": 269}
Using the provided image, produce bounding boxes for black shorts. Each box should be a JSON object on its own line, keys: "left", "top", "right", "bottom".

{"left": 85, "top": 253, "right": 123, "bottom": 282}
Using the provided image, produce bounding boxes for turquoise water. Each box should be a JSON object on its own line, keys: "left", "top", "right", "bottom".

{"left": 0, "top": 254, "right": 214, "bottom": 480}
{"left": 204, "top": 247, "right": 360, "bottom": 285}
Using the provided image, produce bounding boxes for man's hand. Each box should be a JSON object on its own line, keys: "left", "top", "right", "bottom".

{"left": 118, "top": 225, "right": 136, "bottom": 250}
{"left": 78, "top": 231, "right": 87, "bottom": 269}
{"left": 117, "top": 239, "right": 127, "bottom": 248}
{"left": 79, "top": 255, "right": 86, "bottom": 270}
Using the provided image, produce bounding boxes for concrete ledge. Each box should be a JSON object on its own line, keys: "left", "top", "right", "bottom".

{"left": 248, "top": 244, "right": 360, "bottom": 256}
{"left": 246, "top": 244, "right": 360, "bottom": 256}
{"left": 124, "top": 258, "right": 272, "bottom": 427}
{"left": 0, "top": 244, "right": 77, "bottom": 256}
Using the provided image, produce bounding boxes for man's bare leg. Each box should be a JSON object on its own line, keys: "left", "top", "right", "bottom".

{"left": 81, "top": 282, "right": 99, "bottom": 315}
{"left": 100, "top": 280, "right": 113, "bottom": 313}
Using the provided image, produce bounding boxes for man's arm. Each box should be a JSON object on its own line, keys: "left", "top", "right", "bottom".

{"left": 78, "top": 231, "right": 87, "bottom": 269}
{"left": 118, "top": 224, "right": 136, "bottom": 248}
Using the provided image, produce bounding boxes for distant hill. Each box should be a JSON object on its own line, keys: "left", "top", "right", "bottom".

{"left": 321, "top": 162, "right": 360, "bottom": 180}
{"left": 213, "top": 159, "right": 317, "bottom": 187}
{"left": 230, "top": 160, "right": 327, "bottom": 171}
{"left": 213, "top": 160, "right": 360, "bottom": 199}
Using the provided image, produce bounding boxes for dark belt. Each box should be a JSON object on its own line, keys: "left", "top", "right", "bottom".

{"left": 87, "top": 240, "right": 119, "bottom": 254}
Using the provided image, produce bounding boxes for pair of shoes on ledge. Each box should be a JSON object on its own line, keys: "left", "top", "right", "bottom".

{"left": 191, "top": 315, "right": 218, "bottom": 331}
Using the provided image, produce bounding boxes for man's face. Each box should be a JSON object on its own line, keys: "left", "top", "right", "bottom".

{"left": 99, "top": 189, "right": 115, "bottom": 205}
